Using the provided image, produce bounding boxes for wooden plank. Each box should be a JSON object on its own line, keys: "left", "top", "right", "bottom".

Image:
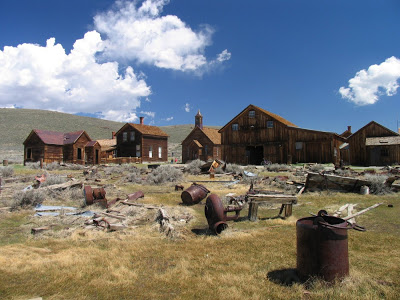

{"left": 247, "top": 194, "right": 297, "bottom": 204}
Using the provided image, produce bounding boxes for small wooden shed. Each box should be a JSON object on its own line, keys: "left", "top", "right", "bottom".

{"left": 344, "top": 121, "right": 399, "bottom": 166}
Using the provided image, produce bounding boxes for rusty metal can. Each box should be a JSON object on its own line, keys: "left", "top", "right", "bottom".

{"left": 296, "top": 212, "right": 350, "bottom": 282}
{"left": 181, "top": 183, "right": 210, "bottom": 205}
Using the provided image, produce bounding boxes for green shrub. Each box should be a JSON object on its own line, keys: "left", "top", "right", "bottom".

{"left": 224, "top": 163, "right": 243, "bottom": 174}
{"left": 41, "top": 174, "right": 67, "bottom": 187}
{"left": 0, "top": 166, "right": 14, "bottom": 178}
{"left": 184, "top": 159, "right": 205, "bottom": 175}
{"left": 364, "top": 174, "right": 392, "bottom": 195}
{"left": 126, "top": 167, "right": 142, "bottom": 183}
{"left": 146, "top": 165, "right": 183, "bottom": 184}
{"left": 12, "top": 189, "right": 46, "bottom": 209}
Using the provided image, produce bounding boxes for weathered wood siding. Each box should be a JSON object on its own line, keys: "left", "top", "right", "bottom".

{"left": 63, "top": 134, "right": 91, "bottom": 164}
{"left": 116, "top": 127, "right": 168, "bottom": 162}
{"left": 366, "top": 145, "right": 400, "bottom": 166}
{"left": 347, "top": 122, "right": 397, "bottom": 166}
{"left": 24, "top": 133, "right": 63, "bottom": 163}
{"left": 220, "top": 106, "right": 342, "bottom": 165}
{"left": 182, "top": 127, "right": 221, "bottom": 163}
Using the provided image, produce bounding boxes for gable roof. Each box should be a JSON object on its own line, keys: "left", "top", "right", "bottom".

{"left": 116, "top": 123, "right": 168, "bottom": 137}
{"left": 348, "top": 121, "right": 399, "bottom": 139}
{"left": 202, "top": 127, "right": 221, "bottom": 144}
{"left": 25, "top": 129, "right": 88, "bottom": 146}
{"left": 218, "top": 104, "right": 297, "bottom": 132}
{"left": 181, "top": 126, "right": 221, "bottom": 145}
{"left": 97, "top": 139, "right": 117, "bottom": 151}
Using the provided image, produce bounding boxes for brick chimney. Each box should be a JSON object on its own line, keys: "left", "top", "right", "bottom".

{"left": 347, "top": 126, "right": 351, "bottom": 133}
{"left": 140, "top": 117, "right": 144, "bottom": 125}
{"left": 112, "top": 132, "right": 116, "bottom": 139}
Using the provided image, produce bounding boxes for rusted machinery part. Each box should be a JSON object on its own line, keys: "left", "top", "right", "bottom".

{"left": 92, "top": 187, "right": 106, "bottom": 200}
{"left": 83, "top": 186, "right": 94, "bottom": 205}
{"left": 128, "top": 191, "right": 144, "bottom": 201}
{"left": 205, "top": 194, "right": 228, "bottom": 234}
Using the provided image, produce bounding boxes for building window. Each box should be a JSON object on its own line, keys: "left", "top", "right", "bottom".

{"left": 249, "top": 110, "right": 255, "bottom": 118}
{"left": 136, "top": 145, "right": 141, "bottom": 157}
{"left": 130, "top": 131, "right": 135, "bottom": 141}
{"left": 232, "top": 123, "right": 239, "bottom": 131}
{"left": 77, "top": 148, "right": 82, "bottom": 160}
{"left": 267, "top": 121, "right": 274, "bottom": 128}
{"left": 158, "top": 146, "right": 162, "bottom": 158}
{"left": 216, "top": 147, "right": 219, "bottom": 156}
{"left": 123, "top": 132, "right": 127, "bottom": 142}
{"left": 381, "top": 148, "right": 389, "bottom": 157}
{"left": 149, "top": 146, "right": 153, "bottom": 158}
{"left": 204, "top": 145, "right": 208, "bottom": 155}
{"left": 295, "top": 142, "right": 303, "bottom": 150}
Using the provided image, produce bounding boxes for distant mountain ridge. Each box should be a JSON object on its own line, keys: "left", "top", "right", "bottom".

{"left": 0, "top": 108, "right": 219, "bottom": 161}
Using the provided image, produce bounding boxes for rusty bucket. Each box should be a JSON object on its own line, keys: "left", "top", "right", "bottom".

{"left": 181, "top": 183, "right": 210, "bottom": 205}
{"left": 296, "top": 210, "right": 353, "bottom": 282}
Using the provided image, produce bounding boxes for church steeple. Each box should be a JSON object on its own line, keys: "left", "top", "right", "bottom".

{"left": 195, "top": 110, "right": 203, "bottom": 129}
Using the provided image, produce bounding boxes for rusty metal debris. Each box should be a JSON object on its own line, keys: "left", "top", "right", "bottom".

{"left": 83, "top": 185, "right": 108, "bottom": 208}
{"left": 181, "top": 183, "right": 210, "bottom": 205}
{"left": 204, "top": 194, "right": 243, "bottom": 234}
{"left": 296, "top": 210, "right": 365, "bottom": 282}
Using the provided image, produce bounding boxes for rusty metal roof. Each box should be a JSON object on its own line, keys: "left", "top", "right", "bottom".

{"left": 86, "top": 141, "right": 99, "bottom": 147}
{"left": 30, "top": 129, "right": 88, "bottom": 145}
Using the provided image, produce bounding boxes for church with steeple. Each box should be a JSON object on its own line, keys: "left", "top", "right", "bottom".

{"left": 181, "top": 110, "right": 222, "bottom": 163}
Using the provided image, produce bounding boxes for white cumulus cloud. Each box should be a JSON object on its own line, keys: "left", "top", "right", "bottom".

{"left": 339, "top": 56, "right": 400, "bottom": 105}
{"left": 94, "top": 0, "right": 229, "bottom": 72}
{"left": 0, "top": 31, "right": 151, "bottom": 121}
{"left": 184, "top": 103, "right": 190, "bottom": 112}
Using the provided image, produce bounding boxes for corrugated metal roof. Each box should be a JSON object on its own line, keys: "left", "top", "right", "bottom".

{"left": 366, "top": 136, "right": 400, "bottom": 146}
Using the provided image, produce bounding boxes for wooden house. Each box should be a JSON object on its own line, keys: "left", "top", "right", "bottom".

{"left": 181, "top": 110, "right": 222, "bottom": 163}
{"left": 23, "top": 129, "right": 92, "bottom": 165}
{"left": 115, "top": 117, "right": 168, "bottom": 162}
{"left": 344, "top": 121, "right": 399, "bottom": 166}
{"left": 218, "top": 104, "right": 345, "bottom": 165}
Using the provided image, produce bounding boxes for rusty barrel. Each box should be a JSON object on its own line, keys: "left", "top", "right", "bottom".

{"left": 296, "top": 213, "right": 350, "bottom": 282}
{"left": 205, "top": 194, "right": 228, "bottom": 234}
{"left": 181, "top": 184, "right": 210, "bottom": 205}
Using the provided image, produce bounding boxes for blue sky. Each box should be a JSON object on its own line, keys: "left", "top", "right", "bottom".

{"left": 1, "top": 0, "right": 400, "bottom": 134}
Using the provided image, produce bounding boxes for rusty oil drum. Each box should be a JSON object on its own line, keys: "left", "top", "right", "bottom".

{"left": 181, "top": 183, "right": 210, "bottom": 205}
{"left": 296, "top": 211, "right": 351, "bottom": 282}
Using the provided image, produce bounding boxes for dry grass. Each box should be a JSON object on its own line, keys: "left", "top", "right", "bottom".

{"left": 0, "top": 167, "right": 399, "bottom": 299}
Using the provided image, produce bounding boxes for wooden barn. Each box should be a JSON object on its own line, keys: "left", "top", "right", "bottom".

{"left": 115, "top": 117, "right": 168, "bottom": 162}
{"left": 343, "top": 121, "right": 399, "bottom": 166}
{"left": 23, "top": 129, "right": 92, "bottom": 165}
{"left": 218, "top": 104, "right": 345, "bottom": 165}
{"left": 181, "top": 110, "right": 222, "bottom": 163}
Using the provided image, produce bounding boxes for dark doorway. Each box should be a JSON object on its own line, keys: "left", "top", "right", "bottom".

{"left": 95, "top": 150, "right": 99, "bottom": 164}
{"left": 246, "top": 146, "right": 264, "bottom": 165}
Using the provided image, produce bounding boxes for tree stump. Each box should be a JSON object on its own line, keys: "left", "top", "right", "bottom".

{"left": 248, "top": 202, "right": 259, "bottom": 222}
